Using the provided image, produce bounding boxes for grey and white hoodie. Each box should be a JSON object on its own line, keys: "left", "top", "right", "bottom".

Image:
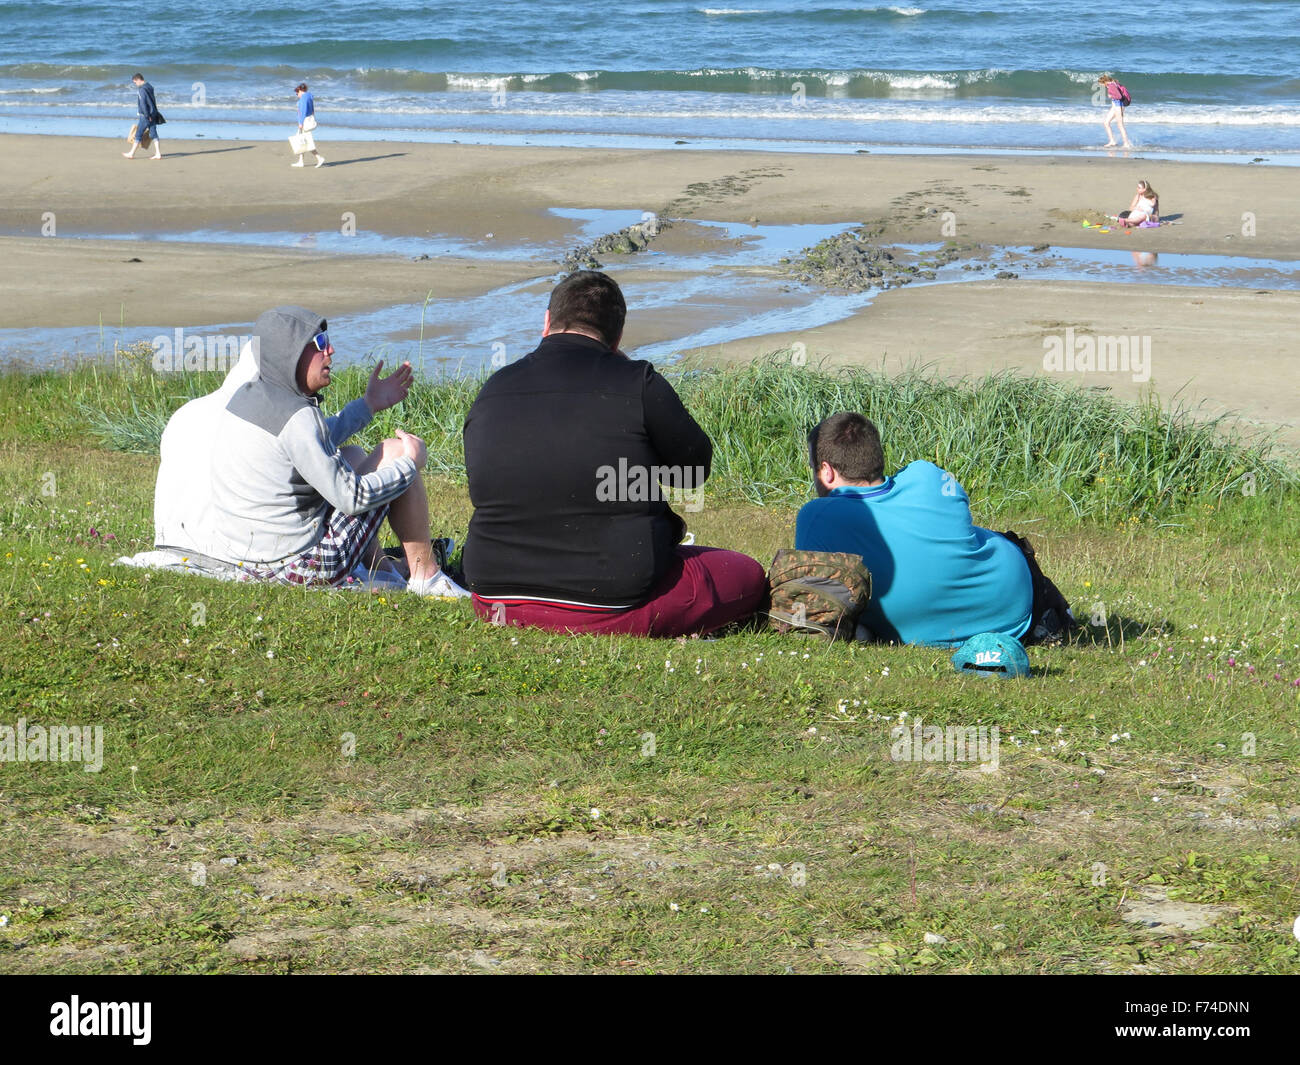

{"left": 209, "top": 305, "right": 416, "bottom": 565}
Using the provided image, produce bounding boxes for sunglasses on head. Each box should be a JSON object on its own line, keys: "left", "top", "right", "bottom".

{"left": 312, "top": 331, "right": 330, "bottom": 352}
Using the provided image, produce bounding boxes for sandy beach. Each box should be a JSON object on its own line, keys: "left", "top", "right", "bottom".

{"left": 2, "top": 133, "right": 1296, "bottom": 449}
{"left": 685, "top": 282, "right": 1300, "bottom": 447}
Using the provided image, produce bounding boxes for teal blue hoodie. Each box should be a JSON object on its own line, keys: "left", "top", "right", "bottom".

{"left": 795, "top": 460, "right": 1032, "bottom": 646}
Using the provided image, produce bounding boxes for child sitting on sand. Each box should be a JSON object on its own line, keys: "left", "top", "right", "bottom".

{"left": 1116, "top": 180, "right": 1159, "bottom": 227}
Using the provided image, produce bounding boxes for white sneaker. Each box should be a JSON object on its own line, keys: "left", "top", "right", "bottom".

{"left": 315, "top": 156, "right": 326, "bottom": 168}
{"left": 291, "top": 158, "right": 305, "bottom": 168}
{"left": 407, "top": 572, "right": 471, "bottom": 599}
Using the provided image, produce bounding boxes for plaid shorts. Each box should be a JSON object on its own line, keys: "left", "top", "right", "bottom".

{"left": 255, "top": 505, "right": 389, "bottom": 587}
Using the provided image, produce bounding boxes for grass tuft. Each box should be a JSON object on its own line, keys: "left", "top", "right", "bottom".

{"left": 11, "top": 348, "right": 1292, "bottom": 522}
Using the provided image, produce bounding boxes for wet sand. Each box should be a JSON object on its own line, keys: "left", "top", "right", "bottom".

{"left": 2, "top": 134, "right": 1296, "bottom": 449}
{"left": 4, "top": 135, "right": 1297, "bottom": 254}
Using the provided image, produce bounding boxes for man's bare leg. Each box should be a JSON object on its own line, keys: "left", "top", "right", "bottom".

{"left": 340, "top": 445, "right": 393, "bottom": 573}
{"left": 348, "top": 440, "right": 436, "bottom": 581}
{"left": 388, "top": 470, "right": 436, "bottom": 582}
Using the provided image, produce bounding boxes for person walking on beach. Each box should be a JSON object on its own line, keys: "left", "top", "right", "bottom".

{"left": 123, "top": 73, "right": 163, "bottom": 160}
{"left": 1098, "top": 74, "right": 1133, "bottom": 149}
{"left": 293, "top": 82, "right": 325, "bottom": 168}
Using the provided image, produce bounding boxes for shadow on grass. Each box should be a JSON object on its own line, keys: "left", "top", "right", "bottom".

{"left": 1026, "top": 664, "right": 1071, "bottom": 679}
{"left": 1071, "top": 614, "right": 1167, "bottom": 647}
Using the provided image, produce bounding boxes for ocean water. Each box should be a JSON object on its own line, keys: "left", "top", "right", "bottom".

{"left": 0, "top": 0, "right": 1297, "bottom": 157}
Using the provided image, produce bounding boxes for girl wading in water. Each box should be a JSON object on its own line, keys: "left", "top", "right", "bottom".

{"left": 1098, "top": 74, "right": 1133, "bottom": 149}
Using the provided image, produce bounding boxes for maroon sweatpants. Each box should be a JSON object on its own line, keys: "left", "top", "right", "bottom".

{"left": 472, "top": 546, "right": 767, "bottom": 637}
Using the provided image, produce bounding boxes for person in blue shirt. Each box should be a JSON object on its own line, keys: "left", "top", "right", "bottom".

{"left": 123, "top": 73, "right": 162, "bottom": 160}
{"left": 292, "top": 82, "right": 325, "bottom": 168}
{"left": 795, "top": 412, "right": 1071, "bottom": 647}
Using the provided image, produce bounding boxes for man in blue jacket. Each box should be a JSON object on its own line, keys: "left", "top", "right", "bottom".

{"left": 292, "top": 82, "right": 325, "bottom": 168}
{"left": 123, "top": 73, "right": 162, "bottom": 160}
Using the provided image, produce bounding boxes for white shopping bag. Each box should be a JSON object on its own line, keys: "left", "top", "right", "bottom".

{"left": 289, "top": 131, "right": 316, "bottom": 155}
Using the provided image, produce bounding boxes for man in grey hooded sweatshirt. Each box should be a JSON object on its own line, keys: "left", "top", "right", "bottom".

{"left": 209, "top": 305, "right": 467, "bottom": 597}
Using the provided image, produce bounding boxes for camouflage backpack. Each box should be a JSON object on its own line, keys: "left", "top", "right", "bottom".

{"left": 765, "top": 549, "right": 873, "bottom": 641}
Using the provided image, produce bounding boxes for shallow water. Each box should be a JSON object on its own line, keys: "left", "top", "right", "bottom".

{"left": 9, "top": 209, "right": 858, "bottom": 270}
{"left": 1004, "top": 243, "right": 1300, "bottom": 289}
{"left": 6, "top": 226, "right": 554, "bottom": 262}
{"left": 23, "top": 209, "right": 1298, "bottom": 288}
{"left": 3, "top": 215, "right": 1296, "bottom": 374}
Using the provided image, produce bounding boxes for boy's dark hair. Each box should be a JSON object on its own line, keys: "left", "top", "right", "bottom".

{"left": 132, "top": 73, "right": 145, "bottom": 81}
{"left": 548, "top": 270, "right": 626, "bottom": 348}
{"left": 809, "top": 412, "right": 885, "bottom": 483}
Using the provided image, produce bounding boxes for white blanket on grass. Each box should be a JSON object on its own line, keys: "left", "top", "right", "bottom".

{"left": 114, "top": 549, "right": 408, "bottom": 591}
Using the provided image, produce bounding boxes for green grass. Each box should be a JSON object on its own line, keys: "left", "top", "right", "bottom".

{"left": 23, "top": 343, "right": 1295, "bottom": 519}
{"left": 1, "top": 359, "right": 1298, "bottom": 974}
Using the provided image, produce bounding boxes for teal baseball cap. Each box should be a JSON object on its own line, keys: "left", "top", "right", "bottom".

{"left": 951, "top": 633, "right": 1031, "bottom": 678}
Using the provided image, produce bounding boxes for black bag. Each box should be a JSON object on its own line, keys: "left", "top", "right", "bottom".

{"left": 1001, "top": 531, "right": 1075, "bottom": 644}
